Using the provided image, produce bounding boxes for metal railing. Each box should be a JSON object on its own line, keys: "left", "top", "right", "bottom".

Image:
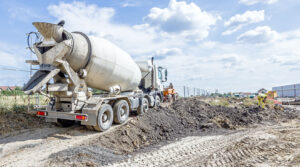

{"left": 173, "top": 86, "right": 211, "bottom": 97}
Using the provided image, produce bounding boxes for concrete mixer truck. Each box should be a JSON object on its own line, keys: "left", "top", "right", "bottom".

{"left": 23, "top": 21, "right": 169, "bottom": 131}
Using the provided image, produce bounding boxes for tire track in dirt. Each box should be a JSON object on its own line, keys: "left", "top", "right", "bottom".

{"left": 194, "top": 121, "right": 300, "bottom": 167}
{"left": 0, "top": 119, "right": 132, "bottom": 167}
{"left": 104, "top": 130, "right": 250, "bottom": 167}
{"left": 106, "top": 121, "right": 300, "bottom": 167}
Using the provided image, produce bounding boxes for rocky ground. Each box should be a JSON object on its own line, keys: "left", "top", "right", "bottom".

{"left": 0, "top": 97, "right": 299, "bottom": 167}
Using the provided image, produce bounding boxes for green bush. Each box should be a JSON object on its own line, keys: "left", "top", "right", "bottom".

{"left": 12, "top": 104, "right": 27, "bottom": 112}
{"left": 0, "top": 86, "right": 25, "bottom": 96}
{"left": 0, "top": 103, "right": 9, "bottom": 114}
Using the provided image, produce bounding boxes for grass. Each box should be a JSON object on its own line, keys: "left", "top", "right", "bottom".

{"left": 0, "top": 94, "right": 48, "bottom": 114}
{"left": 209, "top": 98, "right": 230, "bottom": 107}
{"left": 242, "top": 98, "right": 257, "bottom": 107}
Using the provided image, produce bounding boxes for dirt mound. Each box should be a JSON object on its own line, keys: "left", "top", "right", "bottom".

{"left": 47, "top": 97, "right": 299, "bottom": 166}
{"left": 0, "top": 111, "right": 52, "bottom": 136}
{"left": 172, "top": 98, "right": 297, "bottom": 129}
{"left": 93, "top": 98, "right": 298, "bottom": 153}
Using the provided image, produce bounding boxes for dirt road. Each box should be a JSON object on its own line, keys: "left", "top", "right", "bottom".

{"left": 106, "top": 120, "right": 300, "bottom": 167}
{"left": 0, "top": 120, "right": 299, "bottom": 167}
{"left": 0, "top": 122, "right": 128, "bottom": 167}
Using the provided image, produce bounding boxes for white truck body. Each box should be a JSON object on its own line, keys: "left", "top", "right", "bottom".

{"left": 23, "top": 21, "right": 167, "bottom": 131}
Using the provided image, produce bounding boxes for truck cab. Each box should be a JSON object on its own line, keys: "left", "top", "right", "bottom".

{"left": 136, "top": 59, "right": 167, "bottom": 107}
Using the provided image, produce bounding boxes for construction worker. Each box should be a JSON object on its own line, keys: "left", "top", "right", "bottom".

{"left": 168, "top": 83, "right": 173, "bottom": 89}
{"left": 257, "top": 93, "right": 267, "bottom": 109}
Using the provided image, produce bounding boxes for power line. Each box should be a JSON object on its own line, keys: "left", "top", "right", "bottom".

{"left": 0, "top": 68, "right": 30, "bottom": 72}
{"left": 0, "top": 64, "right": 31, "bottom": 72}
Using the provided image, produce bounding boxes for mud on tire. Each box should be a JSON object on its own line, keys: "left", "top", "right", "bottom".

{"left": 94, "top": 104, "right": 113, "bottom": 132}
{"left": 113, "top": 100, "right": 129, "bottom": 124}
{"left": 137, "top": 98, "right": 149, "bottom": 115}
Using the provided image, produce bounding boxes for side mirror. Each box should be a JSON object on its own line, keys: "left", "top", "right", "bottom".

{"left": 164, "top": 69, "right": 168, "bottom": 82}
{"left": 158, "top": 66, "right": 167, "bottom": 82}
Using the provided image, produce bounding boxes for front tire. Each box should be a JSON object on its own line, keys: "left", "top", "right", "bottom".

{"left": 113, "top": 100, "right": 129, "bottom": 124}
{"left": 94, "top": 104, "right": 113, "bottom": 132}
{"left": 137, "top": 98, "right": 149, "bottom": 115}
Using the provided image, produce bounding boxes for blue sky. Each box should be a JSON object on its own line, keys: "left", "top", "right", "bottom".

{"left": 0, "top": 0, "right": 300, "bottom": 93}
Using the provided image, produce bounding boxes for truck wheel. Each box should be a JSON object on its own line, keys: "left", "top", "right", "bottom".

{"left": 155, "top": 96, "right": 161, "bottom": 107}
{"left": 113, "top": 100, "right": 129, "bottom": 124}
{"left": 137, "top": 98, "right": 149, "bottom": 115}
{"left": 57, "top": 119, "right": 75, "bottom": 127}
{"left": 94, "top": 104, "right": 113, "bottom": 132}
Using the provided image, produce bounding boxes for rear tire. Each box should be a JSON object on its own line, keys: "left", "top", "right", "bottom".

{"left": 137, "top": 98, "right": 149, "bottom": 115}
{"left": 57, "top": 119, "right": 75, "bottom": 127}
{"left": 93, "top": 104, "right": 113, "bottom": 132}
{"left": 113, "top": 100, "right": 129, "bottom": 124}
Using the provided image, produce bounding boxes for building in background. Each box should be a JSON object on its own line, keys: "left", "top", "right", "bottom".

{"left": 0, "top": 86, "right": 16, "bottom": 92}
{"left": 257, "top": 88, "right": 268, "bottom": 94}
{"left": 272, "top": 84, "right": 300, "bottom": 98}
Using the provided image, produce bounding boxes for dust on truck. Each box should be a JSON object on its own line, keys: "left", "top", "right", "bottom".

{"left": 23, "top": 21, "right": 168, "bottom": 131}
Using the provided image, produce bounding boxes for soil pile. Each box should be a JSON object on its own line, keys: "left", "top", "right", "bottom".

{"left": 0, "top": 111, "right": 52, "bottom": 136}
{"left": 47, "top": 97, "right": 299, "bottom": 167}
{"left": 92, "top": 97, "right": 298, "bottom": 153}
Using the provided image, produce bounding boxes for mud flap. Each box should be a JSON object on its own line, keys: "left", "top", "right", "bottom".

{"left": 23, "top": 69, "right": 60, "bottom": 94}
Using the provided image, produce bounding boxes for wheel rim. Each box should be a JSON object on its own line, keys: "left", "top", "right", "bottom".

{"left": 96, "top": 104, "right": 113, "bottom": 131}
{"left": 102, "top": 110, "right": 110, "bottom": 124}
{"left": 120, "top": 105, "right": 127, "bottom": 120}
{"left": 121, "top": 108, "right": 125, "bottom": 115}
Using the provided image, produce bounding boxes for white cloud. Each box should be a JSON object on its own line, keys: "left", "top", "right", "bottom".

{"left": 122, "top": 1, "right": 139, "bottom": 7}
{"left": 143, "top": 0, "right": 219, "bottom": 41}
{"left": 211, "top": 54, "right": 245, "bottom": 69}
{"left": 239, "top": 0, "right": 278, "bottom": 5}
{"left": 46, "top": 1, "right": 300, "bottom": 93}
{"left": 0, "top": 42, "right": 26, "bottom": 67}
{"left": 6, "top": 2, "right": 41, "bottom": 22}
{"left": 48, "top": 2, "right": 165, "bottom": 56}
{"left": 0, "top": 42, "right": 30, "bottom": 86}
{"left": 237, "top": 26, "right": 279, "bottom": 43}
{"left": 153, "top": 48, "right": 183, "bottom": 58}
{"left": 223, "top": 10, "right": 264, "bottom": 35}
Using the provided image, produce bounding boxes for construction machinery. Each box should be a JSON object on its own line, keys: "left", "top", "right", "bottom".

{"left": 267, "top": 91, "right": 277, "bottom": 99}
{"left": 23, "top": 21, "right": 169, "bottom": 131}
{"left": 163, "top": 83, "right": 178, "bottom": 102}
